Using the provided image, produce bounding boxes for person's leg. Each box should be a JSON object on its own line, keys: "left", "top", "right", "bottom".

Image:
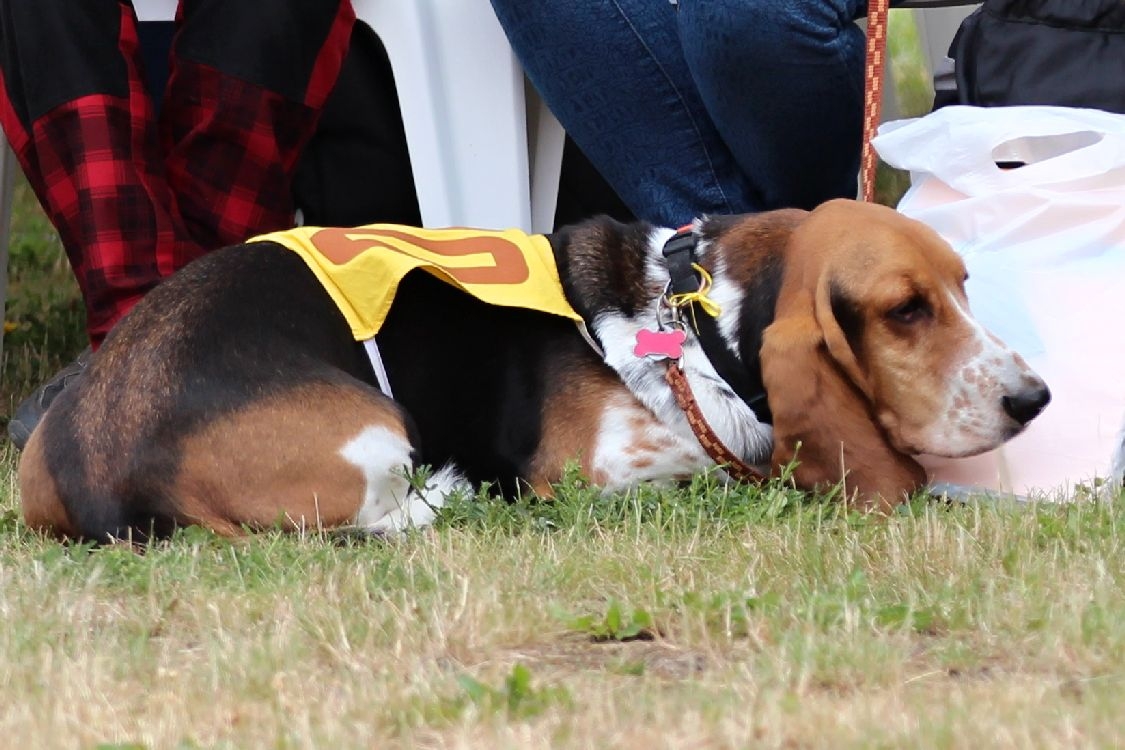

{"left": 490, "top": 0, "right": 758, "bottom": 227}
{"left": 676, "top": 0, "right": 867, "bottom": 210}
{"left": 0, "top": 0, "right": 192, "bottom": 345}
{"left": 161, "top": 0, "right": 355, "bottom": 253}
{"left": 1, "top": 0, "right": 355, "bottom": 448}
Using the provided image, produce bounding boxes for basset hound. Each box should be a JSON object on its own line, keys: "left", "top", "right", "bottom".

{"left": 18, "top": 199, "right": 1049, "bottom": 540}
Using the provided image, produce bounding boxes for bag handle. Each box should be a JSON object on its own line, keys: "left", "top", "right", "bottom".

{"left": 874, "top": 106, "right": 1125, "bottom": 195}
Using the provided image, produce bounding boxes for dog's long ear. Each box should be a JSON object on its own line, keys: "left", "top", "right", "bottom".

{"left": 761, "top": 299, "right": 843, "bottom": 488}
{"left": 762, "top": 291, "right": 926, "bottom": 511}
{"left": 813, "top": 271, "right": 872, "bottom": 401}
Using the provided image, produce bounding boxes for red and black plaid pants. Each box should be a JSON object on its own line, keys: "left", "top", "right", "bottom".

{"left": 0, "top": 0, "right": 355, "bottom": 346}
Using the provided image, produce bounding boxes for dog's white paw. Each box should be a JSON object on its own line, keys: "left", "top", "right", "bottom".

{"left": 364, "top": 464, "right": 470, "bottom": 533}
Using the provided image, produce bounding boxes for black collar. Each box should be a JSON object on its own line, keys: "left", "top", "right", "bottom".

{"left": 662, "top": 227, "right": 772, "bottom": 424}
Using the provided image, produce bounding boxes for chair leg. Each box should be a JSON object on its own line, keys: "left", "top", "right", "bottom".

{"left": 911, "top": 3, "right": 980, "bottom": 106}
{"left": 0, "top": 138, "right": 17, "bottom": 363}
{"left": 527, "top": 81, "right": 565, "bottom": 234}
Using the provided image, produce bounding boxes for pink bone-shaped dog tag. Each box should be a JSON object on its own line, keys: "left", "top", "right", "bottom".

{"left": 633, "top": 328, "right": 686, "bottom": 360}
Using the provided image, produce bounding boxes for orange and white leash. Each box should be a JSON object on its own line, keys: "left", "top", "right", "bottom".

{"left": 860, "top": 0, "right": 891, "bottom": 203}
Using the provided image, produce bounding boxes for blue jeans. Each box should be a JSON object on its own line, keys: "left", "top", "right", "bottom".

{"left": 490, "top": 0, "right": 867, "bottom": 226}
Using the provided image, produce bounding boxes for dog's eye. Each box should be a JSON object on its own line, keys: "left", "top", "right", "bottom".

{"left": 887, "top": 296, "right": 930, "bottom": 324}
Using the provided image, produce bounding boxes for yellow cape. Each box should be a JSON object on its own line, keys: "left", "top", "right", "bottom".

{"left": 250, "top": 224, "right": 583, "bottom": 340}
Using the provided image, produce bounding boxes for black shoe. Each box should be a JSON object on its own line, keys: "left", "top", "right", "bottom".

{"left": 7, "top": 347, "right": 92, "bottom": 450}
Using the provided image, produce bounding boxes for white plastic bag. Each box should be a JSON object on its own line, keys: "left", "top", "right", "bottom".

{"left": 873, "top": 105, "right": 1125, "bottom": 498}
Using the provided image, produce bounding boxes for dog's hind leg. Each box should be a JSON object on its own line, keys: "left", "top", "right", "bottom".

{"left": 18, "top": 428, "right": 81, "bottom": 539}
{"left": 166, "top": 381, "right": 467, "bottom": 535}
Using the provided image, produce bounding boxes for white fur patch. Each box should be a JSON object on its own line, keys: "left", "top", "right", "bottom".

{"left": 338, "top": 425, "right": 468, "bottom": 531}
{"left": 698, "top": 253, "right": 744, "bottom": 354}
{"left": 366, "top": 464, "right": 469, "bottom": 533}
{"left": 590, "top": 396, "right": 709, "bottom": 489}
{"left": 924, "top": 288, "right": 1047, "bottom": 456}
{"left": 591, "top": 230, "right": 773, "bottom": 471}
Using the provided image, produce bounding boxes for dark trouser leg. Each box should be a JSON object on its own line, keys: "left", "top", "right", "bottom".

{"left": 0, "top": 0, "right": 189, "bottom": 345}
{"left": 161, "top": 0, "right": 355, "bottom": 252}
{"left": 0, "top": 0, "right": 355, "bottom": 346}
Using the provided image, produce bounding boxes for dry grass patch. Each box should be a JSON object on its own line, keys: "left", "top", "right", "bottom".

{"left": 1, "top": 454, "right": 1124, "bottom": 748}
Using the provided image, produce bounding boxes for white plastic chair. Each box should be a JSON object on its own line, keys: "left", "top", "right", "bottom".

{"left": 905, "top": 1, "right": 979, "bottom": 71}
{"left": 352, "top": 0, "right": 563, "bottom": 233}
{"left": 0, "top": 0, "right": 565, "bottom": 361}
{"left": 908, "top": 2, "right": 980, "bottom": 105}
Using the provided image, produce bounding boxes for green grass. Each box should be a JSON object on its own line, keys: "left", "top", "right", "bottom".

{"left": 6, "top": 20, "right": 1119, "bottom": 748}
{"left": 1, "top": 176, "right": 86, "bottom": 419}
{"left": 1, "top": 466, "right": 1124, "bottom": 748}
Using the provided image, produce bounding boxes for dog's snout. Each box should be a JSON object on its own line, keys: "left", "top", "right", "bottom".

{"left": 1002, "top": 382, "right": 1051, "bottom": 426}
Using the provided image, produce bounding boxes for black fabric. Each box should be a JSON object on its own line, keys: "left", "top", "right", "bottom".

{"left": 553, "top": 137, "right": 634, "bottom": 229}
{"left": 132, "top": 18, "right": 420, "bottom": 227}
{"left": 661, "top": 230, "right": 699, "bottom": 296}
{"left": 0, "top": 0, "right": 128, "bottom": 127}
{"left": 291, "top": 21, "right": 421, "bottom": 226}
{"left": 948, "top": 0, "right": 1125, "bottom": 112}
{"left": 138, "top": 21, "right": 176, "bottom": 115}
{"left": 174, "top": 0, "right": 348, "bottom": 103}
{"left": 0, "top": 0, "right": 350, "bottom": 128}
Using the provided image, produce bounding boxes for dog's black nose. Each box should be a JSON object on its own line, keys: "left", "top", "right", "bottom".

{"left": 1002, "top": 384, "right": 1051, "bottom": 425}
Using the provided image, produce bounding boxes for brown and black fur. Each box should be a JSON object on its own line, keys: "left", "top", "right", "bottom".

{"left": 20, "top": 216, "right": 675, "bottom": 541}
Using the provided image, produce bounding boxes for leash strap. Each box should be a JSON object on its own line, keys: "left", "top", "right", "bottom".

{"left": 860, "top": 0, "right": 891, "bottom": 203}
{"left": 665, "top": 361, "right": 766, "bottom": 483}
